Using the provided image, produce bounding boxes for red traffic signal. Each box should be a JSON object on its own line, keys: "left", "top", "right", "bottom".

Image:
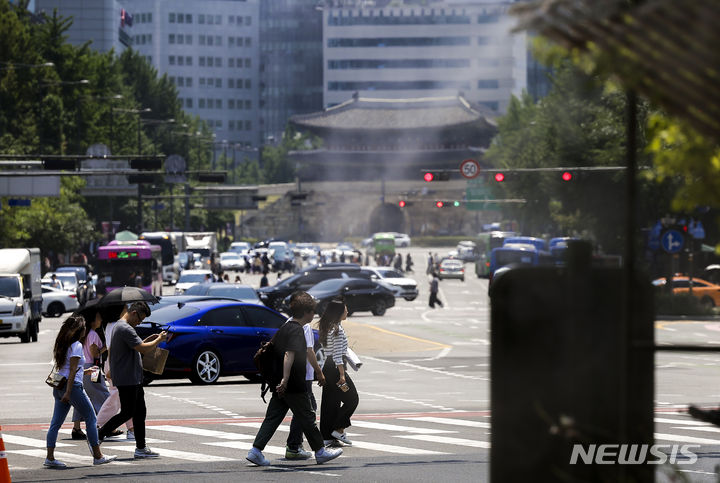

{"left": 494, "top": 172, "right": 505, "bottom": 182}
{"left": 561, "top": 171, "right": 573, "bottom": 181}
{"left": 398, "top": 200, "right": 406, "bottom": 208}
{"left": 436, "top": 201, "right": 444, "bottom": 208}
{"left": 424, "top": 172, "right": 434, "bottom": 182}
{"left": 423, "top": 171, "right": 450, "bottom": 182}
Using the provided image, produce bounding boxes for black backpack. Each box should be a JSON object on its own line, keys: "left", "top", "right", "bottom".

{"left": 253, "top": 332, "right": 280, "bottom": 403}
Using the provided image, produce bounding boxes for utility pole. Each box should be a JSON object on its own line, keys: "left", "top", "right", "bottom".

{"left": 184, "top": 183, "right": 190, "bottom": 231}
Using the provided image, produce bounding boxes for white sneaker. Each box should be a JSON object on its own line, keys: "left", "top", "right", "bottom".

{"left": 93, "top": 455, "right": 117, "bottom": 465}
{"left": 43, "top": 458, "right": 67, "bottom": 469}
{"left": 134, "top": 447, "right": 160, "bottom": 459}
{"left": 126, "top": 429, "right": 135, "bottom": 441}
{"left": 331, "top": 430, "right": 352, "bottom": 446}
{"left": 246, "top": 447, "right": 270, "bottom": 466}
{"left": 315, "top": 446, "right": 342, "bottom": 464}
{"left": 323, "top": 438, "right": 344, "bottom": 447}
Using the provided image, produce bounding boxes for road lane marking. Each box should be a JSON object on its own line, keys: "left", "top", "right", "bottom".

{"left": 396, "top": 434, "right": 490, "bottom": 448}
{"left": 349, "top": 440, "right": 447, "bottom": 455}
{"left": 362, "top": 355, "right": 486, "bottom": 381}
{"left": 359, "top": 323, "right": 451, "bottom": 349}
{"left": 357, "top": 390, "right": 458, "bottom": 411}
{"left": 204, "top": 440, "right": 285, "bottom": 455}
{"left": 655, "top": 418, "right": 706, "bottom": 426}
{"left": 350, "top": 421, "right": 454, "bottom": 434}
{"left": 109, "top": 445, "right": 235, "bottom": 462}
{"left": 57, "top": 429, "right": 171, "bottom": 444}
{"left": 400, "top": 417, "right": 491, "bottom": 428}
{"left": 655, "top": 433, "right": 720, "bottom": 445}
{"left": 150, "top": 425, "right": 254, "bottom": 440}
{"left": 7, "top": 449, "right": 134, "bottom": 466}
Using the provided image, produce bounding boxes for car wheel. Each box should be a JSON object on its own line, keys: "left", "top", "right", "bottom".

{"left": 701, "top": 296, "right": 715, "bottom": 308}
{"left": 461, "top": 277, "right": 465, "bottom": 282}
{"left": 371, "top": 300, "right": 386, "bottom": 316}
{"left": 403, "top": 296, "right": 417, "bottom": 302}
{"left": 47, "top": 302, "right": 65, "bottom": 318}
{"left": 19, "top": 322, "right": 30, "bottom": 343}
{"left": 191, "top": 349, "right": 221, "bottom": 384}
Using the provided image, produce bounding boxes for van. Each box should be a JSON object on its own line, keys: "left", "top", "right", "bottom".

{"left": 0, "top": 248, "right": 42, "bottom": 343}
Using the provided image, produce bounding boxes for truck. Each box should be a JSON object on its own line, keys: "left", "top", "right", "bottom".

{"left": 183, "top": 232, "right": 218, "bottom": 271}
{"left": 0, "top": 248, "right": 43, "bottom": 343}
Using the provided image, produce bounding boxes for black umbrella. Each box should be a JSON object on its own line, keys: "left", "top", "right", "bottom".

{"left": 96, "top": 286, "right": 159, "bottom": 307}
{"left": 73, "top": 296, "right": 125, "bottom": 323}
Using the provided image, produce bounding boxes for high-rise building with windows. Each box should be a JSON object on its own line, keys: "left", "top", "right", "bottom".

{"left": 124, "top": 0, "right": 261, "bottom": 148}
{"left": 259, "top": 0, "right": 323, "bottom": 145}
{"left": 323, "top": 0, "right": 527, "bottom": 114}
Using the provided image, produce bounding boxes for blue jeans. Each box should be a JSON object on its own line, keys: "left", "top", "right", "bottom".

{"left": 47, "top": 381, "right": 99, "bottom": 448}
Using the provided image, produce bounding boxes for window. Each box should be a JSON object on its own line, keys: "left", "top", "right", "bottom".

{"left": 199, "top": 78, "right": 206, "bottom": 87}
{"left": 478, "top": 14, "right": 501, "bottom": 23}
{"left": 477, "top": 37, "right": 490, "bottom": 45}
{"left": 185, "top": 14, "right": 192, "bottom": 24}
{"left": 186, "top": 77, "right": 193, "bottom": 87}
{"left": 215, "top": 15, "right": 221, "bottom": 25}
{"left": 200, "top": 307, "right": 247, "bottom": 327}
{"left": 229, "top": 58, "right": 235, "bottom": 68}
{"left": 199, "top": 98, "right": 206, "bottom": 108}
{"left": 245, "top": 79, "right": 251, "bottom": 89}
{"left": 245, "top": 120, "right": 251, "bottom": 131}
{"left": 177, "top": 12, "right": 184, "bottom": 24}
{"left": 242, "top": 306, "right": 285, "bottom": 329}
{"left": 229, "top": 37, "right": 235, "bottom": 47}
{"left": 169, "top": 76, "right": 176, "bottom": 85}
{"left": 169, "top": 55, "right": 176, "bottom": 65}
{"left": 479, "top": 100, "right": 499, "bottom": 111}
{"left": 228, "top": 78, "right": 234, "bottom": 88}
{"left": 477, "top": 79, "right": 499, "bottom": 89}
{"left": 199, "top": 35, "right": 206, "bottom": 45}
{"left": 186, "top": 34, "right": 192, "bottom": 45}
{"left": 208, "top": 57, "right": 214, "bottom": 67}
{"left": 177, "top": 77, "right": 184, "bottom": 87}
{"left": 208, "top": 15, "right": 214, "bottom": 25}
{"left": 229, "top": 15, "right": 234, "bottom": 24}
{"left": 328, "top": 37, "right": 470, "bottom": 48}
{"left": 148, "top": 34, "right": 152, "bottom": 43}
{"left": 229, "top": 99, "right": 235, "bottom": 109}
{"left": 237, "top": 78, "right": 243, "bottom": 89}
{"left": 199, "top": 14, "right": 205, "bottom": 24}
{"left": 244, "top": 16, "right": 252, "bottom": 26}
{"left": 177, "top": 35, "right": 183, "bottom": 45}
{"left": 186, "top": 56, "right": 192, "bottom": 66}
{"left": 169, "top": 13, "right": 175, "bottom": 23}
{"left": 215, "top": 78, "right": 222, "bottom": 88}
{"left": 178, "top": 56, "right": 184, "bottom": 66}
{"left": 245, "top": 100, "right": 251, "bottom": 109}
{"left": 199, "top": 57, "right": 205, "bottom": 67}
{"left": 208, "top": 36, "right": 213, "bottom": 46}
{"left": 215, "top": 36, "right": 222, "bottom": 46}
{"left": 216, "top": 120, "right": 222, "bottom": 128}
{"left": 215, "top": 99, "right": 221, "bottom": 109}
{"left": 216, "top": 57, "right": 222, "bottom": 67}
{"left": 245, "top": 37, "right": 252, "bottom": 46}
{"left": 229, "top": 120, "right": 235, "bottom": 130}
{"left": 244, "top": 58, "right": 251, "bottom": 68}
{"left": 237, "top": 16, "right": 243, "bottom": 26}
{"left": 148, "top": 13, "right": 152, "bottom": 23}
{"left": 169, "top": 34, "right": 175, "bottom": 44}
{"left": 207, "top": 78, "right": 214, "bottom": 87}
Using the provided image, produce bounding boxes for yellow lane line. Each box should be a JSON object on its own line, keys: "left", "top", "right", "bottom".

{"left": 361, "top": 323, "right": 452, "bottom": 349}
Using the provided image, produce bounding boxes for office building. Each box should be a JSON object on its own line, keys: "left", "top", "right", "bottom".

{"left": 323, "top": 0, "right": 527, "bottom": 114}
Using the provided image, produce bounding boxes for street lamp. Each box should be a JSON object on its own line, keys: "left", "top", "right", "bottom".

{"left": 0, "top": 61, "right": 54, "bottom": 70}
{"left": 40, "top": 79, "right": 90, "bottom": 87}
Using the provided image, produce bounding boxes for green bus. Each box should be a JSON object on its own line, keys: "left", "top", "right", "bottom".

{"left": 372, "top": 233, "right": 396, "bottom": 258}
{"left": 474, "top": 231, "right": 517, "bottom": 278}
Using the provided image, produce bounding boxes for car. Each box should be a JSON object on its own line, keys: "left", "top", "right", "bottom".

{"left": 183, "top": 283, "right": 262, "bottom": 304}
{"left": 56, "top": 265, "right": 94, "bottom": 304}
{"left": 150, "top": 295, "right": 238, "bottom": 311}
{"left": 174, "top": 269, "right": 213, "bottom": 295}
{"left": 652, "top": 276, "right": 720, "bottom": 308}
{"left": 42, "top": 271, "right": 80, "bottom": 296}
{"left": 438, "top": 259, "right": 465, "bottom": 281}
{"left": 389, "top": 232, "right": 411, "bottom": 248}
{"left": 285, "top": 277, "right": 396, "bottom": 316}
{"left": 219, "top": 252, "right": 245, "bottom": 271}
{"left": 456, "top": 241, "right": 478, "bottom": 262}
{"left": 134, "top": 300, "right": 323, "bottom": 384}
{"left": 229, "top": 241, "right": 251, "bottom": 254}
{"left": 361, "top": 266, "right": 419, "bottom": 301}
{"left": 41, "top": 285, "right": 79, "bottom": 317}
{"left": 256, "top": 263, "right": 370, "bottom": 310}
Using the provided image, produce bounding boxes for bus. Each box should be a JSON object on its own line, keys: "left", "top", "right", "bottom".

{"left": 489, "top": 243, "right": 554, "bottom": 276}
{"left": 475, "top": 231, "right": 517, "bottom": 278}
{"left": 503, "top": 236, "right": 548, "bottom": 252}
{"left": 139, "top": 232, "right": 178, "bottom": 284}
{"left": 96, "top": 240, "right": 162, "bottom": 293}
{"left": 371, "top": 233, "right": 396, "bottom": 261}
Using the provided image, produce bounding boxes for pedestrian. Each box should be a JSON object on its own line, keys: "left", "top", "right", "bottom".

{"left": 234, "top": 275, "right": 242, "bottom": 283}
{"left": 204, "top": 273, "right": 212, "bottom": 283}
{"left": 45, "top": 316, "right": 116, "bottom": 468}
{"left": 97, "top": 302, "right": 167, "bottom": 459}
{"left": 426, "top": 252, "right": 434, "bottom": 275}
{"left": 71, "top": 308, "right": 110, "bottom": 440}
{"left": 285, "top": 292, "right": 327, "bottom": 460}
{"left": 394, "top": 253, "right": 403, "bottom": 272}
{"left": 405, "top": 253, "right": 414, "bottom": 273}
{"left": 50, "top": 273, "right": 63, "bottom": 290}
{"left": 428, "top": 272, "right": 443, "bottom": 308}
{"left": 318, "top": 299, "right": 359, "bottom": 447}
{"left": 245, "top": 291, "right": 343, "bottom": 466}
{"left": 96, "top": 307, "right": 134, "bottom": 441}
{"left": 260, "top": 270, "right": 269, "bottom": 288}
{"left": 223, "top": 273, "right": 230, "bottom": 282}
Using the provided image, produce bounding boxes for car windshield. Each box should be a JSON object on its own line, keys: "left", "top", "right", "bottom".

{"left": 221, "top": 253, "right": 239, "bottom": 260}
{"left": 0, "top": 276, "right": 20, "bottom": 297}
{"left": 442, "top": 260, "right": 463, "bottom": 267}
{"left": 178, "top": 273, "right": 209, "bottom": 284}
{"left": 183, "top": 284, "right": 209, "bottom": 295}
{"left": 57, "top": 267, "right": 87, "bottom": 280}
{"left": 208, "top": 285, "right": 257, "bottom": 299}
{"left": 275, "top": 273, "right": 301, "bottom": 288}
{"left": 145, "top": 305, "right": 201, "bottom": 325}
{"left": 309, "top": 278, "right": 349, "bottom": 293}
{"left": 57, "top": 274, "right": 77, "bottom": 286}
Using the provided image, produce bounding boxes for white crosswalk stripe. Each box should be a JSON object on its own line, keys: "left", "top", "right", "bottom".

{"left": 151, "top": 425, "right": 254, "bottom": 440}
{"left": 204, "top": 441, "right": 286, "bottom": 455}
{"left": 395, "top": 434, "right": 490, "bottom": 448}
{"left": 400, "top": 416, "right": 491, "bottom": 428}
{"left": 350, "top": 420, "right": 454, "bottom": 434}
{"left": 4, "top": 434, "right": 73, "bottom": 448}
{"left": 109, "top": 445, "right": 236, "bottom": 462}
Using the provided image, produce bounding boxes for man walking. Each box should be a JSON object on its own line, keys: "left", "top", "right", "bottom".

{"left": 429, "top": 272, "right": 443, "bottom": 308}
{"left": 98, "top": 302, "right": 166, "bottom": 459}
{"left": 246, "top": 292, "right": 342, "bottom": 466}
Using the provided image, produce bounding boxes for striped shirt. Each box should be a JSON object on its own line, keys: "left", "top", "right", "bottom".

{"left": 326, "top": 325, "right": 348, "bottom": 366}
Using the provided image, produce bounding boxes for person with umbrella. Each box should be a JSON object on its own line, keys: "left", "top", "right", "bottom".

{"left": 97, "top": 299, "right": 166, "bottom": 459}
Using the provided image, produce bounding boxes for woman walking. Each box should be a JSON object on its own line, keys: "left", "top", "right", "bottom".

{"left": 71, "top": 308, "right": 111, "bottom": 439}
{"left": 45, "top": 315, "right": 116, "bottom": 468}
{"left": 319, "top": 299, "right": 359, "bottom": 447}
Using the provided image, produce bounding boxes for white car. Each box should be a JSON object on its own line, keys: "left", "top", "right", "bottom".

{"left": 230, "top": 241, "right": 251, "bottom": 254}
{"left": 361, "top": 266, "right": 419, "bottom": 301}
{"left": 41, "top": 285, "right": 79, "bottom": 317}
{"left": 438, "top": 259, "right": 465, "bottom": 281}
{"left": 174, "top": 269, "right": 214, "bottom": 295}
{"left": 389, "top": 232, "right": 411, "bottom": 248}
{"left": 41, "top": 272, "right": 79, "bottom": 293}
{"left": 219, "top": 252, "right": 245, "bottom": 271}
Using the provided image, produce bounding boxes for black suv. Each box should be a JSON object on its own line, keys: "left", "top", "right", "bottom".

{"left": 257, "top": 263, "right": 370, "bottom": 310}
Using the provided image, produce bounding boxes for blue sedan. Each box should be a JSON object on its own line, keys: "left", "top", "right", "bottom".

{"left": 136, "top": 300, "right": 323, "bottom": 385}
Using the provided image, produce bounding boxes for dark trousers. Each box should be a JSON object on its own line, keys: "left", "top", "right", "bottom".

{"left": 287, "top": 380, "right": 316, "bottom": 450}
{"left": 429, "top": 291, "right": 443, "bottom": 307}
{"left": 253, "top": 390, "right": 324, "bottom": 452}
{"left": 98, "top": 384, "right": 146, "bottom": 449}
{"left": 320, "top": 360, "right": 359, "bottom": 440}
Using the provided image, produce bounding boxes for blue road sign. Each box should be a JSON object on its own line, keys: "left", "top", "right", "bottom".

{"left": 8, "top": 199, "right": 31, "bottom": 207}
{"left": 661, "top": 229, "right": 684, "bottom": 254}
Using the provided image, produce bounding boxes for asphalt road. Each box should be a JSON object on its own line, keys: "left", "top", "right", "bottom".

{"left": 4, "top": 246, "right": 720, "bottom": 481}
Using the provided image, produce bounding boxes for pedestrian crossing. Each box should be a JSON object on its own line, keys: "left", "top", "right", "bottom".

{"left": 7, "top": 413, "right": 720, "bottom": 471}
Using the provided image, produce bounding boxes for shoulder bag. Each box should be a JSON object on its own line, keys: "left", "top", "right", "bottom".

{"left": 45, "top": 367, "right": 67, "bottom": 391}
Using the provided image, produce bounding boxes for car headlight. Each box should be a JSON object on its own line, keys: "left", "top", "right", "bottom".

{"left": 13, "top": 303, "right": 23, "bottom": 316}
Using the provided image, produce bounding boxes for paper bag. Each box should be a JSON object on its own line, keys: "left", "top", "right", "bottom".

{"left": 142, "top": 347, "right": 169, "bottom": 375}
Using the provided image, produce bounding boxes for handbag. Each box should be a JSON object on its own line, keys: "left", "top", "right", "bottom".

{"left": 45, "top": 368, "right": 67, "bottom": 390}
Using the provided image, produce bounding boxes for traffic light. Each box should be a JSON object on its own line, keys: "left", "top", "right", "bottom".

{"left": 436, "top": 201, "right": 444, "bottom": 208}
{"left": 424, "top": 171, "right": 450, "bottom": 182}
{"left": 196, "top": 172, "right": 226, "bottom": 183}
{"left": 494, "top": 172, "right": 505, "bottom": 182}
{"left": 453, "top": 201, "right": 461, "bottom": 207}
{"left": 130, "top": 158, "right": 163, "bottom": 170}
{"left": 398, "top": 200, "right": 406, "bottom": 208}
{"left": 561, "top": 171, "right": 573, "bottom": 182}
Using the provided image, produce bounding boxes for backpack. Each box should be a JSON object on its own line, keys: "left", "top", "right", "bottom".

{"left": 253, "top": 332, "right": 280, "bottom": 403}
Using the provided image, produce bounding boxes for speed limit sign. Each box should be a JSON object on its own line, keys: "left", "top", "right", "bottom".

{"left": 460, "top": 159, "right": 481, "bottom": 179}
